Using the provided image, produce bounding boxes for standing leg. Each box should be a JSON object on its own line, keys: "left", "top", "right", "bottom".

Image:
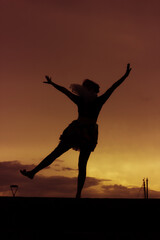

{"left": 76, "top": 149, "right": 91, "bottom": 199}
{"left": 20, "top": 142, "right": 71, "bottom": 179}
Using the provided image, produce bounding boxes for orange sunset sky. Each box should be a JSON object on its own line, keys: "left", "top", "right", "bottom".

{"left": 1, "top": 0, "right": 160, "bottom": 198}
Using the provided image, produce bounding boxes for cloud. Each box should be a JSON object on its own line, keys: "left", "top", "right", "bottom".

{"left": 1, "top": 161, "right": 160, "bottom": 198}
{"left": 84, "top": 177, "right": 111, "bottom": 189}
{"left": 0, "top": 161, "right": 36, "bottom": 187}
{"left": 0, "top": 161, "right": 109, "bottom": 197}
{"left": 62, "top": 167, "right": 77, "bottom": 171}
{"left": 101, "top": 184, "right": 139, "bottom": 198}
{"left": 55, "top": 167, "right": 78, "bottom": 172}
{"left": 101, "top": 184, "right": 160, "bottom": 198}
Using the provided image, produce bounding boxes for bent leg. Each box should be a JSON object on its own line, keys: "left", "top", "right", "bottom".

{"left": 76, "top": 149, "right": 91, "bottom": 198}
{"left": 20, "top": 142, "right": 71, "bottom": 179}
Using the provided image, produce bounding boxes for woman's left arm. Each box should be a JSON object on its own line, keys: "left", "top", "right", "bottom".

{"left": 98, "top": 64, "right": 132, "bottom": 105}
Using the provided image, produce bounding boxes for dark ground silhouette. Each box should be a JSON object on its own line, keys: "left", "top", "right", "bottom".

{"left": 1, "top": 197, "right": 160, "bottom": 240}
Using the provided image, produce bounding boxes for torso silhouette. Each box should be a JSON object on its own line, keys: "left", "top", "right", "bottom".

{"left": 77, "top": 97, "right": 103, "bottom": 123}
{"left": 71, "top": 94, "right": 107, "bottom": 123}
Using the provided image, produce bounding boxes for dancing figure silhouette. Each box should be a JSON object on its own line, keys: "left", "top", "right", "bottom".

{"left": 20, "top": 64, "right": 132, "bottom": 198}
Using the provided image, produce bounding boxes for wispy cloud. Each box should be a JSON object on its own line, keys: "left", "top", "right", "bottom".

{"left": 0, "top": 161, "right": 109, "bottom": 197}
{"left": 101, "top": 184, "right": 160, "bottom": 198}
{"left": 1, "top": 161, "right": 160, "bottom": 198}
{"left": 61, "top": 167, "right": 77, "bottom": 171}
{"left": 54, "top": 166, "right": 78, "bottom": 172}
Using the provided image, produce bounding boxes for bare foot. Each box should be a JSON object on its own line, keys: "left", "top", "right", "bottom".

{"left": 20, "top": 169, "right": 34, "bottom": 179}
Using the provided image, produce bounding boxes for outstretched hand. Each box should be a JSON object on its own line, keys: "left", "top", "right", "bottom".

{"left": 125, "top": 63, "right": 132, "bottom": 76}
{"left": 43, "top": 76, "right": 53, "bottom": 84}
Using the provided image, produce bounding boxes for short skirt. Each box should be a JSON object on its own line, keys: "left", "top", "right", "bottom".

{"left": 59, "top": 120, "right": 98, "bottom": 151}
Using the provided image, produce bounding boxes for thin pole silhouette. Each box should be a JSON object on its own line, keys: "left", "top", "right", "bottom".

{"left": 20, "top": 64, "right": 132, "bottom": 198}
{"left": 143, "top": 178, "right": 146, "bottom": 199}
{"left": 142, "top": 178, "right": 149, "bottom": 199}
{"left": 146, "top": 178, "right": 148, "bottom": 199}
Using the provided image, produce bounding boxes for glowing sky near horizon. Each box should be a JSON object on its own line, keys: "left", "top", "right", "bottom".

{"left": 1, "top": 0, "right": 160, "bottom": 196}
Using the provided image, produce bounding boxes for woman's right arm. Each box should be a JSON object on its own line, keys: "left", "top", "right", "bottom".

{"left": 43, "top": 76, "right": 79, "bottom": 104}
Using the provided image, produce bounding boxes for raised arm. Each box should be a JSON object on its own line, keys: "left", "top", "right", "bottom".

{"left": 43, "top": 76, "right": 79, "bottom": 104}
{"left": 98, "top": 64, "right": 132, "bottom": 105}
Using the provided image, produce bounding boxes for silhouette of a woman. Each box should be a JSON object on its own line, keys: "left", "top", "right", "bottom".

{"left": 20, "top": 64, "right": 131, "bottom": 198}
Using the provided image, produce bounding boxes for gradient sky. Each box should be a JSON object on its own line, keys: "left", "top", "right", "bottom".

{"left": 1, "top": 0, "right": 160, "bottom": 197}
